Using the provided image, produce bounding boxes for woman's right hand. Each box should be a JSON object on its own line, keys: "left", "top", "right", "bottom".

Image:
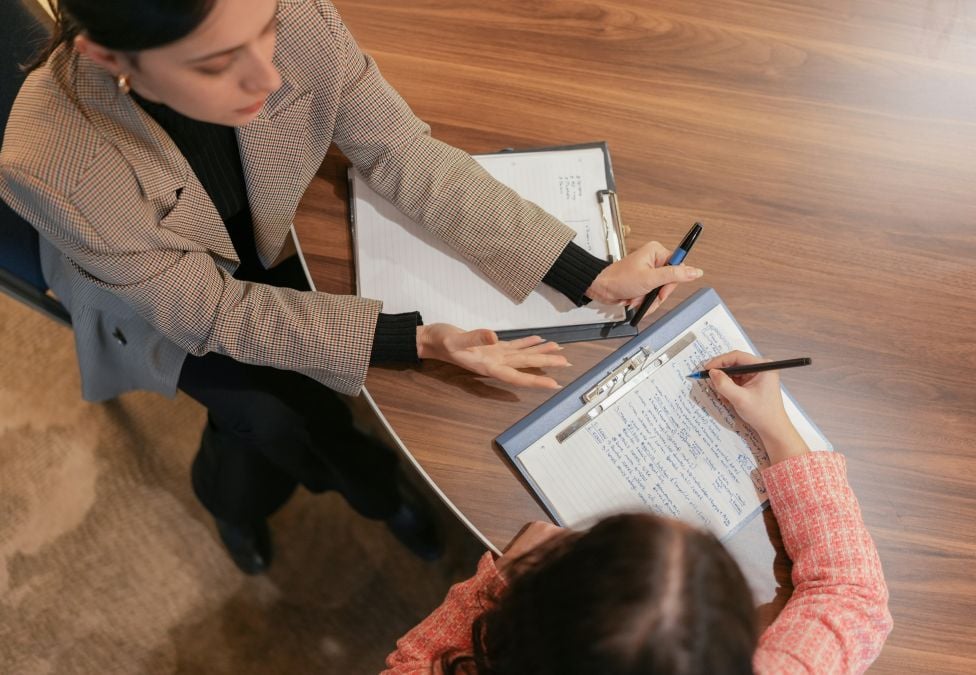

{"left": 703, "top": 350, "right": 810, "bottom": 465}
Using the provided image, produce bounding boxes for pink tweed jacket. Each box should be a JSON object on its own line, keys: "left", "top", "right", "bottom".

{"left": 383, "top": 452, "right": 893, "bottom": 674}
{"left": 0, "top": 0, "right": 574, "bottom": 401}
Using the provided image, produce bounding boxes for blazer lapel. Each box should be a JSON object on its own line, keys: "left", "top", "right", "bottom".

{"left": 237, "top": 79, "right": 313, "bottom": 268}
{"left": 62, "top": 51, "right": 239, "bottom": 264}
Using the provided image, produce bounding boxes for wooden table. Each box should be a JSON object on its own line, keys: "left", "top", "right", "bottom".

{"left": 294, "top": 2, "right": 976, "bottom": 671}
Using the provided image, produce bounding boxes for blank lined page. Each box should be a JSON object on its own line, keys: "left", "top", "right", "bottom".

{"left": 352, "top": 147, "right": 626, "bottom": 331}
{"left": 517, "top": 304, "right": 831, "bottom": 540}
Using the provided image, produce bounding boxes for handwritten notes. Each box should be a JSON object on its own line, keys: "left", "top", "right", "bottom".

{"left": 352, "top": 147, "right": 625, "bottom": 331}
{"left": 518, "top": 304, "right": 831, "bottom": 540}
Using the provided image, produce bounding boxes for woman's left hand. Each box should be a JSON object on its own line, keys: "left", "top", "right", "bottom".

{"left": 417, "top": 324, "right": 570, "bottom": 389}
{"left": 586, "top": 240, "right": 703, "bottom": 312}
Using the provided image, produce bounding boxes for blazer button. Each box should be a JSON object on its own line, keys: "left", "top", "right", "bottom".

{"left": 112, "top": 328, "right": 127, "bottom": 346}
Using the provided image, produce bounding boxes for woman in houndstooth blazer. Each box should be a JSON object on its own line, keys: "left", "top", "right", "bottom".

{"left": 0, "top": 0, "right": 704, "bottom": 573}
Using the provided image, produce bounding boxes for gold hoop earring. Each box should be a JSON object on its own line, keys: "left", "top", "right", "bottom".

{"left": 116, "top": 73, "right": 131, "bottom": 94}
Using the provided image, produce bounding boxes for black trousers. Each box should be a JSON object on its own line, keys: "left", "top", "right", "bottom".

{"left": 177, "top": 257, "right": 400, "bottom": 526}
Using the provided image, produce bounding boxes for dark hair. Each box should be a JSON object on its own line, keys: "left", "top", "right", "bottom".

{"left": 443, "top": 514, "right": 758, "bottom": 675}
{"left": 26, "top": 0, "right": 216, "bottom": 72}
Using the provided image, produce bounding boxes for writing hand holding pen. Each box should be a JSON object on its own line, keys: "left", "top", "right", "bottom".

{"left": 584, "top": 239, "right": 703, "bottom": 312}
{"left": 701, "top": 351, "right": 810, "bottom": 465}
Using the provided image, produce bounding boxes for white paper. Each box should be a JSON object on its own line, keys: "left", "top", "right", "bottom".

{"left": 352, "top": 147, "right": 626, "bottom": 330}
{"left": 517, "top": 304, "right": 831, "bottom": 540}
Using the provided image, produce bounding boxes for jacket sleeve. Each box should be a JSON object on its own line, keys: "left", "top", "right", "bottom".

{"left": 383, "top": 552, "right": 505, "bottom": 674}
{"left": 318, "top": 1, "right": 576, "bottom": 303}
{"left": 0, "top": 163, "right": 381, "bottom": 395}
{"left": 753, "top": 453, "right": 893, "bottom": 674}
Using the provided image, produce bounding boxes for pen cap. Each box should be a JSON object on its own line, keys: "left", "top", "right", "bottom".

{"left": 679, "top": 222, "right": 703, "bottom": 251}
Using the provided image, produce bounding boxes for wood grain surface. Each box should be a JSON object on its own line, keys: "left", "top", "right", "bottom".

{"left": 292, "top": 1, "right": 976, "bottom": 671}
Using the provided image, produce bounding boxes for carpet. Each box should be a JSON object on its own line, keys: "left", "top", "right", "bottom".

{"left": 0, "top": 291, "right": 484, "bottom": 674}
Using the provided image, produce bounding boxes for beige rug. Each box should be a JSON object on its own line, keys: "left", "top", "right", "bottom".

{"left": 0, "top": 291, "right": 483, "bottom": 674}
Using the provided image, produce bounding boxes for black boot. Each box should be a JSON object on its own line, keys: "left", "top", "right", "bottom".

{"left": 385, "top": 481, "right": 444, "bottom": 562}
{"left": 215, "top": 518, "right": 273, "bottom": 575}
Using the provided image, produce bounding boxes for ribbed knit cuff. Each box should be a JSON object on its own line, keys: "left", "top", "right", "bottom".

{"left": 370, "top": 312, "right": 423, "bottom": 364}
{"left": 542, "top": 241, "right": 611, "bottom": 306}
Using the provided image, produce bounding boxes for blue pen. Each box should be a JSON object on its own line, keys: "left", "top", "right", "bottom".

{"left": 630, "top": 222, "right": 703, "bottom": 327}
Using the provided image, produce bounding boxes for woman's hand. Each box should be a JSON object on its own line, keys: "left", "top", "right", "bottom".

{"left": 703, "top": 350, "right": 810, "bottom": 465}
{"left": 417, "top": 324, "right": 570, "bottom": 389}
{"left": 495, "top": 521, "right": 564, "bottom": 581}
{"left": 586, "top": 240, "right": 703, "bottom": 312}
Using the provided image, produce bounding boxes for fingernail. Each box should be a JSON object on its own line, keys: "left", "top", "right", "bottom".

{"left": 690, "top": 267, "right": 703, "bottom": 278}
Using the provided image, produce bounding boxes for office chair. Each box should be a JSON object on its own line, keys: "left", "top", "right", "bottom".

{"left": 0, "top": 0, "right": 70, "bottom": 326}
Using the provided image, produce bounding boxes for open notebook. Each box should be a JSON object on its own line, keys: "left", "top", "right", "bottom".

{"left": 497, "top": 289, "right": 832, "bottom": 541}
{"left": 350, "top": 143, "right": 635, "bottom": 342}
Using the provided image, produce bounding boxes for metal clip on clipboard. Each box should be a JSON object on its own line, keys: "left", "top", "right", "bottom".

{"left": 597, "top": 189, "right": 637, "bottom": 326}
{"left": 597, "top": 189, "right": 630, "bottom": 263}
{"left": 555, "top": 332, "right": 698, "bottom": 443}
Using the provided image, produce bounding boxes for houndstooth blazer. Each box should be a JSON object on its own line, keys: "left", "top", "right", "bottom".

{"left": 0, "top": 0, "right": 574, "bottom": 402}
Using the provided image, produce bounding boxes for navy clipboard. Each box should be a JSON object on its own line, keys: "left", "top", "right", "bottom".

{"left": 488, "top": 142, "right": 636, "bottom": 342}
{"left": 495, "top": 287, "right": 832, "bottom": 534}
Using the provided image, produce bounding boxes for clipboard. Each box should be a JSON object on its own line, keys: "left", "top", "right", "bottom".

{"left": 488, "top": 142, "right": 636, "bottom": 341}
{"left": 495, "top": 287, "right": 834, "bottom": 540}
{"left": 349, "top": 141, "right": 638, "bottom": 343}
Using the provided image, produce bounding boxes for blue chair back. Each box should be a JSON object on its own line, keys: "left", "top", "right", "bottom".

{"left": 1, "top": 1, "right": 53, "bottom": 292}
{"left": 1, "top": 2, "right": 69, "bottom": 325}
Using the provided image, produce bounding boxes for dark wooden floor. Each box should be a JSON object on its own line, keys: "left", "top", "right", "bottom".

{"left": 294, "top": 2, "right": 976, "bottom": 672}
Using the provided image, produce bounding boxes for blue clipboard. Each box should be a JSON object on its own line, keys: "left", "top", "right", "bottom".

{"left": 495, "top": 287, "right": 833, "bottom": 534}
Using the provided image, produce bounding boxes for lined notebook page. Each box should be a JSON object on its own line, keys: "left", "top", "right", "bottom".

{"left": 518, "top": 304, "right": 831, "bottom": 540}
{"left": 352, "top": 147, "right": 626, "bottom": 331}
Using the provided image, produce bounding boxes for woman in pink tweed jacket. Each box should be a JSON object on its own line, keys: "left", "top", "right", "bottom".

{"left": 384, "top": 351, "right": 893, "bottom": 675}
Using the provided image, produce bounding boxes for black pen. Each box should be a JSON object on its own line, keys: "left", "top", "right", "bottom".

{"left": 630, "top": 222, "right": 703, "bottom": 327}
{"left": 687, "top": 357, "right": 812, "bottom": 379}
